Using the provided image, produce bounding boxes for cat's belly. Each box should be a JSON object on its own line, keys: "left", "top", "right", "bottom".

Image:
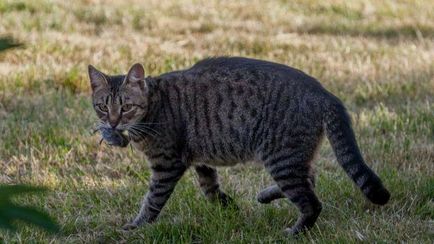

{"left": 193, "top": 158, "right": 239, "bottom": 166}
{"left": 191, "top": 151, "right": 254, "bottom": 167}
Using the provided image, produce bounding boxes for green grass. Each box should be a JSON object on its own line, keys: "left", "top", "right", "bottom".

{"left": 0, "top": 0, "right": 433, "bottom": 242}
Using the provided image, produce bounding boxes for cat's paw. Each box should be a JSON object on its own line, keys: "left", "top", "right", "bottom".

{"left": 283, "top": 226, "right": 307, "bottom": 237}
{"left": 121, "top": 222, "right": 138, "bottom": 231}
{"left": 218, "top": 192, "right": 232, "bottom": 205}
{"left": 217, "top": 192, "right": 239, "bottom": 210}
{"left": 256, "top": 192, "right": 273, "bottom": 204}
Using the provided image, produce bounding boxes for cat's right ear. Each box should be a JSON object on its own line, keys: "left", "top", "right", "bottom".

{"left": 88, "top": 65, "right": 108, "bottom": 92}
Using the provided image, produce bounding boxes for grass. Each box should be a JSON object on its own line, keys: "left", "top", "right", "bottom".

{"left": 0, "top": 0, "right": 433, "bottom": 242}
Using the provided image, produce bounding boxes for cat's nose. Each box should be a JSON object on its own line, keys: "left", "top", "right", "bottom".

{"left": 109, "top": 119, "right": 120, "bottom": 129}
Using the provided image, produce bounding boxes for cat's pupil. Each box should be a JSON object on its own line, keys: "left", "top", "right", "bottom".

{"left": 98, "top": 104, "right": 108, "bottom": 112}
{"left": 122, "top": 104, "right": 132, "bottom": 112}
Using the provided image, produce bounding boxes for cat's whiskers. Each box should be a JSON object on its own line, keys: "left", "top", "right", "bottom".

{"left": 131, "top": 126, "right": 158, "bottom": 138}
{"left": 128, "top": 127, "right": 151, "bottom": 141}
{"left": 132, "top": 124, "right": 161, "bottom": 136}
{"left": 134, "top": 122, "right": 167, "bottom": 126}
{"left": 124, "top": 123, "right": 159, "bottom": 140}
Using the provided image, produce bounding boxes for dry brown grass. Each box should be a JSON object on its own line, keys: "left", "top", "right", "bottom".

{"left": 0, "top": 0, "right": 433, "bottom": 242}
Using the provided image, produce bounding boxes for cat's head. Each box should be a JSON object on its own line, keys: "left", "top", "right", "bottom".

{"left": 88, "top": 63, "right": 149, "bottom": 131}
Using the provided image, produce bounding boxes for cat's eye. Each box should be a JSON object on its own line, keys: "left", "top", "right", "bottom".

{"left": 96, "top": 104, "right": 108, "bottom": 112}
{"left": 121, "top": 104, "right": 133, "bottom": 112}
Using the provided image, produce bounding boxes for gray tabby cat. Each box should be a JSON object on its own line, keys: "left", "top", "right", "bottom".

{"left": 88, "top": 57, "right": 390, "bottom": 235}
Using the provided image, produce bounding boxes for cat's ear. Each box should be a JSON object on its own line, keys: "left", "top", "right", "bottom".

{"left": 88, "top": 65, "right": 108, "bottom": 92}
{"left": 124, "top": 63, "right": 147, "bottom": 92}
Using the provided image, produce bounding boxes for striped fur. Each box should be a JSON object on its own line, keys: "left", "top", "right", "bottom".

{"left": 89, "top": 57, "right": 390, "bottom": 235}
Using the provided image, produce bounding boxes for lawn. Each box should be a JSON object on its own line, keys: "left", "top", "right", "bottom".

{"left": 0, "top": 0, "right": 433, "bottom": 242}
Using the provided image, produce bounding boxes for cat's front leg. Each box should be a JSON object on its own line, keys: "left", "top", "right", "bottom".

{"left": 123, "top": 159, "right": 187, "bottom": 230}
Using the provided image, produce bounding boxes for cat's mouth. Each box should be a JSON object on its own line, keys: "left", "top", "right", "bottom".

{"left": 93, "top": 121, "right": 159, "bottom": 147}
{"left": 97, "top": 127, "right": 130, "bottom": 147}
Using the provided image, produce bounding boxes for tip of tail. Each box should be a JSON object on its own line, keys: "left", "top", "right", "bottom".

{"left": 366, "top": 187, "right": 390, "bottom": 205}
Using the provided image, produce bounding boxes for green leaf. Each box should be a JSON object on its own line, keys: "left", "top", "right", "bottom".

{"left": 0, "top": 184, "right": 59, "bottom": 233}
{"left": 2, "top": 205, "right": 59, "bottom": 233}
{"left": 0, "top": 213, "right": 16, "bottom": 231}
{"left": 0, "top": 185, "right": 46, "bottom": 199}
{"left": 0, "top": 37, "right": 22, "bottom": 52}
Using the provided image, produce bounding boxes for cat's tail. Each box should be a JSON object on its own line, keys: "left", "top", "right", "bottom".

{"left": 323, "top": 97, "right": 390, "bottom": 205}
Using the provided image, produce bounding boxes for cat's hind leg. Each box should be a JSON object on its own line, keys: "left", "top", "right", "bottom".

{"left": 262, "top": 147, "right": 322, "bottom": 235}
{"left": 257, "top": 174, "right": 315, "bottom": 204}
{"left": 257, "top": 185, "right": 284, "bottom": 204}
{"left": 195, "top": 165, "right": 234, "bottom": 207}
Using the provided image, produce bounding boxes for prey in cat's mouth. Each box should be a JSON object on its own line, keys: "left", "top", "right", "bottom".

{"left": 97, "top": 127, "right": 129, "bottom": 147}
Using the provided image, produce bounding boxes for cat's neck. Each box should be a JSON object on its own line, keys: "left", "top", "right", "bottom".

{"left": 140, "top": 76, "right": 163, "bottom": 124}
{"left": 127, "top": 76, "right": 164, "bottom": 145}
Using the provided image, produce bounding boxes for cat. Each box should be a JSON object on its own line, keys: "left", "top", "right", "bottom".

{"left": 88, "top": 57, "right": 390, "bottom": 235}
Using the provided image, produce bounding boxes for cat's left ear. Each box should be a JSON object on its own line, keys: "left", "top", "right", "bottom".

{"left": 88, "top": 64, "right": 108, "bottom": 93}
{"left": 124, "top": 63, "right": 147, "bottom": 92}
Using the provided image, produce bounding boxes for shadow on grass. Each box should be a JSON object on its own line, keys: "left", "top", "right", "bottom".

{"left": 296, "top": 23, "right": 434, "bottom": 40}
